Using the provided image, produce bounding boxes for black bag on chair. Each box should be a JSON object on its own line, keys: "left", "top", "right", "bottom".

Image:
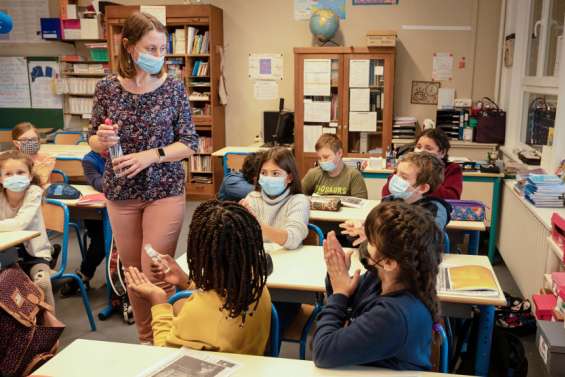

{"left": 474, "top": 97, "right": 506, "bottom": 144}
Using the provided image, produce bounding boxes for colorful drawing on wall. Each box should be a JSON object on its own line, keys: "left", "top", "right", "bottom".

{"left": 353, "top": 0, "right": 398, "bottom": 5}
{"left": 410, "top": 81, "right": 440, "bottom": 105}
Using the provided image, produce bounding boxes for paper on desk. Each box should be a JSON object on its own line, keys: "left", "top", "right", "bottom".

{"left": 304, "top": 99, "right": 331, "bottom": 122}
{"left": 349, "top": 88, "right": 370, "bottom": 112}
{"left": 304, "top": 125, "right": 323, "bottom": 152}
{"left": 304, "top": 59, "right": 331, "bottom": 96}
{"left": 349, "top": 60, "right": 370, "bottom": 88}
{"left": 349, "top": 111, "right": 377, "bottom": 132}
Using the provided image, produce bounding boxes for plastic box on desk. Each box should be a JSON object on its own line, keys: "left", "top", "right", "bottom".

{"left": 552, "top": 213, "right": 565, "bottom": 262}
{"left": 536, "top": 321, "right": 565, "bottom": 376}
{"left": 533, "top": 294, "right": 558, "bottom": 321}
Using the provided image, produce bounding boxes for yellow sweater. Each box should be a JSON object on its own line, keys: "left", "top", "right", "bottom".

{"left": 151, "top": 288, "right": 271, "bottom": 355}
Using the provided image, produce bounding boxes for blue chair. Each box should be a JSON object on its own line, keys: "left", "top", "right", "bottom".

{"left": 280, "top": 223, "right": 324, "bottom": 360}
{"left": 443, "top": 231, "right": 450, "bottom": 253}
{"left": 49, "top": 168, "right": 69, "bottom": 184}
{"left": 53, "top": 131, "right": 85, "bottom": 145}
{"left": 223, "top": 152, "right": 253, "bottom": 177}
{"left": 433, "top": 322, "right": 449, "bottom": 373}
{"left": 168, "top": 290, "right": 281, "bottom": 357}
{"left": 42, "top": 199, "right": 96, "bottom": 331}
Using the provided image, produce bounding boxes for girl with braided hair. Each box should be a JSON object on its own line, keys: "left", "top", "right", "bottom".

{"left": 125, "top": 200, "right": 272, "bottom": 355}
{"left": 313, "top": 201, "right": 442, "bottom": 370}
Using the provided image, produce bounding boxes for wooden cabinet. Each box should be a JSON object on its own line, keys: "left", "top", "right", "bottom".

{"left": 294, "top": 47, "right": 395, "bottom": 176}
{"left": 105, "top": 5, "right": 225, "bottom": 200}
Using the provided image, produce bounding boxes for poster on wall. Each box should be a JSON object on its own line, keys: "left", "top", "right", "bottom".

{"left": 0, "top": 57, "right": 31, "bottom": 108}
{"left": 352, "top": 0, "right": 398, "bottom": 5}
{"left": 28, "top": 60, "right": 63, "bottom": 109}
{"left": 410, "top": 81, "right": 440, "bottom": 105}
{"left": 432, "top": 52, "right": 453, "bottom": 81}
{"left": 0, "top": 0, "right": 49, "bottom": 43}
{"left": 248, "top": 53, "right": 283, "bottom": 81}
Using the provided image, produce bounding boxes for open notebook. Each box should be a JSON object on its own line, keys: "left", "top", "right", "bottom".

{"left": 437, "top": 265, "right": 499, "bottom": 296}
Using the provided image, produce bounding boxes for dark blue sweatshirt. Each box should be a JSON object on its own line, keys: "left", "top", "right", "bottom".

{"left": 82, "top": 151, "right": 105, "bottom": 192}
{"left": 313, "top": 271, "right": 433, "bottom": 371}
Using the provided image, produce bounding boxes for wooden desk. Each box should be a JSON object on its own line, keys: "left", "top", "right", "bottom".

{"left": 35, "top": 339, "right": 468, "bottom": 377}
{"left": 0, "top": 231, "right": 40, "bottom": 251}
{"left": 177, "top": 245, "right": 502, "bottom": 376}
{"left": 41, "top": 143, "right": 91, "bottom": 159}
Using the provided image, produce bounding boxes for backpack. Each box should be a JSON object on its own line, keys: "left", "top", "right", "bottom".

{"left": 106, "top": 237, "right": 134, "bottom": 324}
{"left": 0, "top": 264, "right": 65, "bottom": 377}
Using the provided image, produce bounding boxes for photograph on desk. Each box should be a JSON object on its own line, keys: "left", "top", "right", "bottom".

{"left": 438, "top": 264, "right": 499, "bottom": 296}
{"left": 139, "top": 348, "right": 240, "bottom": 377}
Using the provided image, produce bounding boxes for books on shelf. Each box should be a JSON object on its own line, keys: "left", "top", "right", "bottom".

{"left": 190, "top": 155, "right": 212, "bottom": 172}
{"left": 191, "top": 30, "right": 209, "bottom": 55}
{"left": 189, "top": 91, "right": 210, "bottom": 101}
{"left": 192, "top": 104, "right": 211, "bottom": 116}
{"left": 166, "top": 59, "right": 184, "bottom": 81}
{"left": 196, "top": 137, "right": 213, "bottom": 154}
{"left": 192, "top": 60, "right": 209, "bottom": 77}
{"left": 172, "top": 28, "right": 186, "bottom": 54}
{"left": 191, "top": 176, "right": 213, "bottom": 184}
{"left": 437, "top": 265, "right": 499, "bottom": 296}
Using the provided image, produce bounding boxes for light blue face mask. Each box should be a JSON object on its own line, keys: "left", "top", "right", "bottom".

{"left": 134, "top": 51, "right": 164, "bottom": 74}
{"left": 389, "top": 174, "right": 413, "bottom": 200}
{"left": 2, "top": 175, "right": 31, "bottom": 192}
{"left": 319, "top": 160, "right": 337, "bottom": 172}
{"left": 259, "top": 174, "right": 287, "bottom": 197}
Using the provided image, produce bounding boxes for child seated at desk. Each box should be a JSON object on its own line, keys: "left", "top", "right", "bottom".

{"left": 125, "top": 200, "right": 272, "bottom": 355}
{"left": 218, "top": 152, "right": 261, "bottom": 202}
{"left": 313, "top": 201, "right": 441, "bottom": 370}
{"left": 0, "top": 150, "right": 55, "bottom": 309}
{"left": 11, "top": 122, "right": 55, "bottom": 188}
{"left": 302, "top": 133, "right": 368, "bottom": 199}
{"left": 342, "top": 152, "right": 451, "bottom": 246}
{"left": 240, "top": 146, "right": 309, "bottom": 250}
{"left": 60, "top": 150, "right": 106, "bottom": 297}
{"left": 382, "top": 128, "right": 462, "bottom": 200}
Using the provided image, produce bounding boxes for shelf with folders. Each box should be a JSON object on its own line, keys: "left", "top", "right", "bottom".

{"left": 294, "top": 47, "right": 395, "bottom": 175}
{"left": 105, "top": 4, "right": 225, "bottom": 200}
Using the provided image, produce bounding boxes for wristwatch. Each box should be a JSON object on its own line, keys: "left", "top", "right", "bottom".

{"left": 157, "top": 147, "right": 166, "bottom": 163}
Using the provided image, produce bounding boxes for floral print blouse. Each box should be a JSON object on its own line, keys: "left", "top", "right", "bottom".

{"left": 90, "top": 75, "right": 199, "bottom": 201}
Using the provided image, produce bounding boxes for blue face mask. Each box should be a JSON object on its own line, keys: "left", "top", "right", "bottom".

{"left": 134, "top": 51, "right": 164, "bottom": 74}
{"left": 259, "top": 174, "right": 287, "bottom": 197}
{"left": 319, "top": 160, "right": 337, "bottom": 172}
{"left": 2, "top": 175, "right": 31, "bottom": 192}
{"left": 389, "top": 174, "right": 413, "bottom": 200}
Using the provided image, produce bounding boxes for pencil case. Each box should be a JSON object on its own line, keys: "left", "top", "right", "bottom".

{"left": 446, "top": 199, "right": 486, "bottom": 221}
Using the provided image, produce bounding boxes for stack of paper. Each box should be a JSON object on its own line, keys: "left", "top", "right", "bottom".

{"left": 437, "top": 265, "right": 499, "bottom": 296}
{"left": 393, "top": 116, "right": 417, "bottom": 139}
{"left": 524, "top": 174, "right": 565, "bottom": 208}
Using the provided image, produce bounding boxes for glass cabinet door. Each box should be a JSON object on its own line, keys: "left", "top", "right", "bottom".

{"left": 544, "top": 1, "right": 565, "bottom": 76}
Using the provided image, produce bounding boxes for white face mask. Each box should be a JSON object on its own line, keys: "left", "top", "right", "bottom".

{"left": 2, "top": 174, "right": 31, "bottom": 192}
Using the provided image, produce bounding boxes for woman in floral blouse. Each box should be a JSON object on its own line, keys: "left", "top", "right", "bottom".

{"left": 88, "top": 12, "right": 198, "bottom": 343}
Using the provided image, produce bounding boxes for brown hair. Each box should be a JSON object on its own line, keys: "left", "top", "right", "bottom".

{"left": 416, "top": 128, "right": 451, "bottom": 163}
{"left": 365, "top": 201, "right": 442, "bottom": 321}
{"left": 315, "top": 133, "right": 343, "bottom": 153}
{"left": 399, "top": 152, "right": 445, "bottom": 194}
{"left": 12, "top": 122, "right": 39, "bottom": 141}
{"left": 0, "top": 150, "right": 41, "bottom": 188}
{"left": 256, "top": 147, "right": 302, "bottom": 195}
{"left": 118, "top": 12, "right": 167, "bottom": 79}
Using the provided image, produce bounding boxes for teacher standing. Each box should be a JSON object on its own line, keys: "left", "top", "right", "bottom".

{"left": 88, "top": 12, "right": 198, "bottom": 343}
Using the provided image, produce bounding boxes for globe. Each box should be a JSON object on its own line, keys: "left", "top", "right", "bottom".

{"left": 309, "top": 8, "right": 339, "bottom": 43}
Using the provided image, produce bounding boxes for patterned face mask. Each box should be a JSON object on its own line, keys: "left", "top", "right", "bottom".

{"left": 18, "top": 139, "right": 40, "bottom": 155}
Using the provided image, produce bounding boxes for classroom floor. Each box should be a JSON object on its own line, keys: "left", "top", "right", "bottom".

{"left": 52, "top": 201, "right": 549, "bottom": 376}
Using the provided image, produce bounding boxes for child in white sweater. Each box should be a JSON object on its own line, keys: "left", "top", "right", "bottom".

{"left": 0, "top": 150, "right": 55, "bottom": 308}
{"left": 240, "top": 147, "right": 310, "bottom": 250}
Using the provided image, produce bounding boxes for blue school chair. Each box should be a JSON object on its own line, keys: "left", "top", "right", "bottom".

{"left": 433, "top": 322, "right": 449, "bottom": 373}
{"left": 222, "top": 152, "right": 253, "bottom": 177}
{"left": 53, "top": 131, "right": 85, "bottom": 145}
{"left": 168, "top": 290, "right": 281, "bottom": 357}
{"left": 444, "top": 231, "right": 450, "bottom": 253}
{"left": 42, "top": 199, "right": 96, "bottom": 331}
{"left": 49, "top": 168, "right": 69, "bottom": 184}
{"left": 280, "top": 223, "right": 324, "bottom": 360}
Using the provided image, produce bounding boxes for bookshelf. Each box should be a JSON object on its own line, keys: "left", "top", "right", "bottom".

{"left": 105, "top": 5, "right": 225, "bottom": 200}
{"left": 294, "top": 47, "right": 395, "bottom": 177}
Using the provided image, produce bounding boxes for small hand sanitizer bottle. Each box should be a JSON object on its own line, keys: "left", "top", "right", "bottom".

{"left": 144, "top": 244, "right": 170, "bottom": 272}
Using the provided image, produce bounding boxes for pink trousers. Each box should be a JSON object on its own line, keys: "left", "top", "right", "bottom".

{"left": 107, "top": 195, "right": 185, "bottom": 343}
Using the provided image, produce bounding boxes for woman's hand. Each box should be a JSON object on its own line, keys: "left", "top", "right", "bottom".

{"left": 150, "top": 254, "right": 189, "bottom": 288}
{"left": 324, "top": 231, "right": 360, "bottom": 297}
{"left": 125, "top": 266, "right": 167, "bottom": 306}
{"left": 339, "top": 220, "right": 367, "bottom": 247}
{"left": 112, "top": 150, "right": 158, "bottom": 179}
{"left": 95, "top": 122, "right": 119, "bottom": 149}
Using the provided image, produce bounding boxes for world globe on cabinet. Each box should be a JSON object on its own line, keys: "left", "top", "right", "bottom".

{"left": 309, "top": 8, "right": 339, "bottom": 43}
